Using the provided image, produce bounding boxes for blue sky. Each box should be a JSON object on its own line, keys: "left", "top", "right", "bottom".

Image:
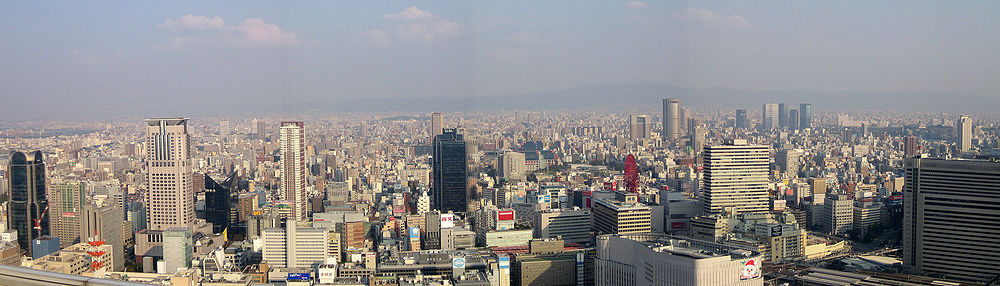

{"left": 1, "top": 1, "right": 998, "bottom": 120}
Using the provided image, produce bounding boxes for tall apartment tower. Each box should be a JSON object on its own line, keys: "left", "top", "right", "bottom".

{"left": 956, "top": 115, "right": 972, "bottom": 152}
{"left": 48, "top": 180, "right": 85, "bottom": 248}
{"left": 778, "top": 103, "right": 788, "bottom": 128}
{"left": 433, "top": 128, "right": 468, "bottom": 213}
{"left": 903, "top": 157, "right": 1000, "bottom": 282}
{"left": 255, "top": 119, "right": 266, "bottom": 140}
{"left": 144, "top": 118, "right": 194, "bottom": 231}
{"left": 702, "top": 140, "right": 770, "bottom": 215}
{"left": 629, "top": 115, "right": 651, "bottom": 140}
{"left": 7, "top": 151, "right": 49, "bottom": 253}
{"left": 904, "top": 135, "right": 919, "bottom": 157}
{"left": 280, "top": 122, "right": 308, "bottom": 220}
{"left": 799, "top": 103, "right": 812, "bottom": 130}
{"left": 662, "top": 98, "right": 680, "bottom": 142}
{"left": 788, "top": 109, "right": 800, "bottom": 131}
{"left": 735, "top": 109, "right": 749, "bottom": 129}
{"left": 429, "top": 112, "right": 444, "bottom": 144}
{"left": 761, "top": 103, "right": 779, "bottom": 130}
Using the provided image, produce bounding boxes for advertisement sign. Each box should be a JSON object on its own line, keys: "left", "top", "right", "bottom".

{"left": 537, "top": 194, "right": 551, "bottom": 204}
{"left": 409, "top": 227, "right": 420, "bottom": 239}
{"left": 498, "top": 255, "right": 510, "bottom": 269}
{"left": 497, "top": 210, "right": 514, "bottom": 221}
{"left": 440, "top": 214, "right": 455, "bottom": 229}
{"left": 452, "top": 257, "right": 466, "bottom": 269}
{"left": 740, "top": 259, "right": 761, "bottom": 280}
{"left": 287, "top": 273, "right": 311, "bottom": 281}
{"left": 670, "top": 222, "right": 687, "bottom": 230}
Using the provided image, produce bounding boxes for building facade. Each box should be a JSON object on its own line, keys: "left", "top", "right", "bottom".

{"left": 145, "top": 118, "right": 194, "bottom": 231}
{"left": 280, "top": 121, "right": 308, "bottom": 220}
{"left": 433, "top": 129, "right": 468, "bottom": 213}
{"left": 702, "top": 140, "right": 770, "bottom": 215}
{"left": 7, "top": 150, "right": 49, "bottom": 254}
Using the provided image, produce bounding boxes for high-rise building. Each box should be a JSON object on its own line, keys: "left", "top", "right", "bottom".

{"left": 7, "top": 151, "right": 49, "bottom": 254}
{"left": 778, "top": 103, "right": 788, "bottom": 128}
{"left": 662, "top": 98, "right": 680, "bottom": 142}
{"left": 761, "top": 103, "right": 779, "bottom": 130}
{"left": 80, "top": 203, "right": 124, "bottom": 271}
{"left": 429, "top": 112, "right": 444, "bottom": 144}
{"left": 218, "top": 120, "right": 230, "bottom": 135}
{"left": 629, "top": 115, "right": 651, "bottom": 141}
{"left": 533, "top": 210, "right": 592, "bottom": 244}
{"left": 595, "top": 233, "right": 764, "bottom": 286}
{"left": 591, "top": 192, "right": 652, "bottom": 236}
{"left": 280, "top": 121, "right": 308, "bottom": 220}
{"left": 689, "top": 125, "right": 706, "bottom": 156}
{"left": 255, "top": 119, "right": 266, "bottom": 140}
{"left": 788, "top": 109, "right": 799, "bottom": 131}
{"left": 903, "top": 157, "right": 1000, "bottom": 282}
{"left": 204, "top": 173, "right": 241, "bottom": 234}
{"left": 680, "top": 107, "right": 689, "bottom": 133}
{"left": 433, "top": 129, "right": 468, "bottom": 213}
{"left": 702, "top": 140, "right": 770, "bottom": 215}
{"left": 956, "top": 115, "right": 972, "bottom": 152}
{"left": 822, "top": 195, "right": 853, "bottom": 236}
{"left": 144, "top": 118, "right": 194, "bottom": 231}
{"left": 48, "top": 180, "right": 85, "bottom": 248}
{"left": 904, "top": 135, "right": 919, "bottom": 157}
{"left": 735, "top": 109, "right": 749, "bottom": 129}
{"left": 799, "top": 103, "right": 812, "bottom": 130}
{"left": 262, "top": 221, "right": 333, "bottom": 268}
{"left": 498, "top": 151, "right": 526, "bottom": 181}
{"left": 163, "top": 227, "right": 192, "bottom": 273}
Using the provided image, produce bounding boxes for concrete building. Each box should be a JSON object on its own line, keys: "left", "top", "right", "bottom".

{"left": 7, "top": 150, "right": 49, "bottom": 254}
{"left": 663, "top": 98, "right": 680, "bottom": 142}
{"left": 145, "top": 118, "right": 194, "bottom": 231}
{"left": 799, "top": 103, "right": 812, "bottom": 130}
{"left": 629, "top": 115, "right": 651, "bottom": 141}
{"left": 595, "top": 233, "right": 763, "bottom": 286}
{"left": 761, "top": 103, "right": 779, "bottom": 130}
{"left": 163, "top": 227, "right": 192, "bottom": 273}
{"left": 48, "top": 180, "right": 85, "bottom": 248}
{"left": 592, "top": 192, "right": 652, "bottom": 235}
{"left": 702, "top": 140, "right": 770, "bottom": 215}
{"left": 534, "top": 209, "right": 591, "bottom": 244}
{"left": 280, "top": 121, "right": 308, "bottom": 220}
{"left": 433, "top": 129, "right": 469, "bottom": 213}
{"left": 477, "top": 229, "right": 533, "bottom": 248}
{"left": 498, "top": 152, "right": 526, "bottom": 181}
{"left": 429, "top": 112, "right": 444, "bottom": 144}
{"left": 80, "top": 203, "right": 125, "bottom": 271}
{"left": 262, "top": 221, "right": 333, "bottom": 268}
{"left": 31, "top": 242, "right": 114, "bottom": 275}
{"left": 956, "top": 115, "right": 972, "bottom": 152}
{"left": 903, "top": 157, "right": 1000, "bottom": 282}
{"left": 853, "top": 200, "right": 882, "bottom": 233}
{"left": 823, "top": 195, "right": 853, "bottom": 236}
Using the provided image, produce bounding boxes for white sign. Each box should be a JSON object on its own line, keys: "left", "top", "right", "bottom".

{"left": 440, "top": 214, "right": 455, "bottom": 229}
{"left": 452, "top": 257, "right": 466, "bottom": 269}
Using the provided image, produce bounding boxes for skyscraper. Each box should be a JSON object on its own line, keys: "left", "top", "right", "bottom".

{"left": 7, "top": 151, "right": 48, "bottom": 253}
{"left": 280, "top": 121, "right": 308, "bottom": 220}
{"left": 433, "top": 128, "right": 468, "bottom": 213}
{"left": 799, "top": 103, "right": 812, "bottom": 130}
{"left": 903, "top": 135, "right": 918, "bottom": 157}
{"left": 662, "top": 98, "right": 680, "bottom": 142}
{"left": 48, "top": 180, "right": 85, "bottom": 248}
{"left": 788, "top": 109, "right": 800, "bottom": 131}
{"left": 629, "top": 115, "right": 651, "bottom": 141}
{"left": 145, "top": 118, "right": 194, "bottom": 231}
{"left": 255, "top": 119, "right": 266, "bottom": 140}
{"left": 702, "top": 140, "right": 770, "bottom": 215}
{"left": 205, "top": 173, "right": 241, "bottom": 234}
{"left": 429, "top": 112, "right": 444, "bottom": 144}
{"left": 903, "top": 157, "right": 1000, "bottom": 282}
{"left": 761, "top": 103, "right": 779, "bottom": 130}
{"left": 956, "top": 115, "right": 972, "bottom": 152}
{"left": 778, "top": 103, "right": 788, "bottom": 128}
{"left": 735, "top": 109, "right": 749, "bottom": 129}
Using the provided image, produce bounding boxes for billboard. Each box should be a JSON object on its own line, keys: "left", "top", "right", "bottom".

{"left": 452, "top": 257, "right": 466, "bottom": 269}
{"left": 670, "top": 222, "right": 687, "bottom": 230}
{"left": 287, "top": 273, "right": 311, "bottom": 281}
{"left": 497, "top": 255, "right": 510, "bottom": 269}
{"left": 537, "top": 194, "right": 551, "bottom": 204}
{"left": 409, "top": 227, "right": 420, "bottom": 239}
{"left": 740, "top": 259, "right": 761, "bottom": 280}
{"left": 440, "top": 214, "right": 455, "bottom": 229}
{"left": 497, "top": 210, "right": 515, "bottom": 221}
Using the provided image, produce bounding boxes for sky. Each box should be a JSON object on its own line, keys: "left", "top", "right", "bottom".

{"left": 1, "top": 1, "right": 999, "bottom": 120}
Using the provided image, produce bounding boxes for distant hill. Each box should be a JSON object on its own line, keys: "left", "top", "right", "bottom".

{"left": 296, "top": 83, "right": 996, "bottom": 114}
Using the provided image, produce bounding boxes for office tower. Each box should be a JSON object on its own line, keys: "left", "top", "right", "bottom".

{"left": 218, "top": 120, "right": 230, "bottom": 135}
{"left": 956, "top": 115, "right": 972, "bottom": 152}
{"left": 163, "top": 227, "right": 192, "bottom": 273}
{"left": 761, "top": 103, "right": 779, "bottom": 130}
{"left": 280, "top": 121, "right": 308, "bottom": 220}
{"left": 853, "top": 200, "right": 881, "bottom": 234}
{"left": 255, "top": 119, "right": 266, "bottom": 140}
{"left": 80, "top": 203, "right": 124, "bottom": 271}
{"left": 7, "top": 151, "right": 49, "bottom": 254}
{"left": 680, "top": 107, "right": 689, "bottom": 133}
{"left": 903, "top": 157, "right": 1000, "bottom": 282}
{"left": 595, "top": 234, "right": 764, "bottom": 286}
{"left": 690, "top": 126, "right": 706, "bottom": 156}
{"left": 48, "top": 180, "right": 85, "bottom": 248}
{"left": 777, "top": 149, "right": 803, "bottom": 177}
{"left": 799, "top": 103, "right": 812, "bottom": 130}
{"left": 629, "top": 115, "right": 651, "bottom": 141}
{"left": 591, "top": 192, "right": 652, "bottom": 235}
{"left": 144, "top": 118, "right": 194, "bottom": 231}
{"left": 433, "top": 129, "right": 468, "bottom": 213}
{"left": 822, "top": 195, "right": 853, "bottom": 235}
{"left": 778, "top": 103, "right": 788, "bottom": 128}
{"left": 204, "top": 173, "right": 240, "bottom": 234}
{"left": 662, "top": 98, "right": 680, "bottom": 142}
{"left": 788, "top": 109, "right": 800, "bottom": 131}
{"left": 429, "top": 112, "right": 444, "bottom": 143}
{"left": 735, "top": 109, "right": 749, "bottom": 129}
{"left": 904, "top": 135, "right": 918, "bottom": 157}
{"left": 702, "top": 140, "right": 770, "bottom": 215}
{"left": 498, "top": 151, "right": 526, "bottom": 181}
{"left": 261, "top": 221, "right": 332, "bottom": 268}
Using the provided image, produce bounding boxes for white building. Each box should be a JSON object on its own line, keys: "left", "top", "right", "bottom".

{"left": 262, "top": 221, "right": 334, "bottom": 268}
{"left": 280, "top": 121, "right": 308, "bottom": 220}
{"left": 145, "top": 118, "right": 194, "bottom": 231}
{"left": 595, "top": 234, "right": 763, "bottom": 286}
{"left": 702, "top": 140, "right": 770, "bottom": 215}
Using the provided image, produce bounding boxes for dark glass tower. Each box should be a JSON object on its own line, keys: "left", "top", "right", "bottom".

{"left": 735, "top": 109, "right": 749, "bottom": 129}
{"left": 778, "top": 103, "right": 788, "bottom": 128}
{"left": 432, "top": 128, "right": 468, "bottom": 213}
{"left": 7, "top": 151, "right": 49, "bottom": 253}
{"left": 799, "top": 103, "right": 812, "bottom": 130}
{"left": 204, "top": 173, "right": 242, "bottom": 236}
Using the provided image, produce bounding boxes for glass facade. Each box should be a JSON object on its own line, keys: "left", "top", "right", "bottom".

{"left": 7, "top": 151, "right": 49, "bottom": 253}
{"left": 433, "top": 129, "right": 468, "bottom": 213}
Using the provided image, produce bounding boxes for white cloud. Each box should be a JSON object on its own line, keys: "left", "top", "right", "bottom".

{"left": 397, "top": 20, "right": 460, "bottom": 42}
{"left": 157, "top": 15, "right": 298, "bottom": 50}
{"left": 362, "top": 29, "right": 391, "bottom": 46}
{"left": 625, "top": 1, "right": 646, "bottom": 9}
{"left": 676, "top": 8, "right": 750, "bottom": 30}
{"left": 158, "top": 15, "right": 225, "bottom": 30}
{"left": 384, "top": 7, "right": 435, "bottom": 20}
